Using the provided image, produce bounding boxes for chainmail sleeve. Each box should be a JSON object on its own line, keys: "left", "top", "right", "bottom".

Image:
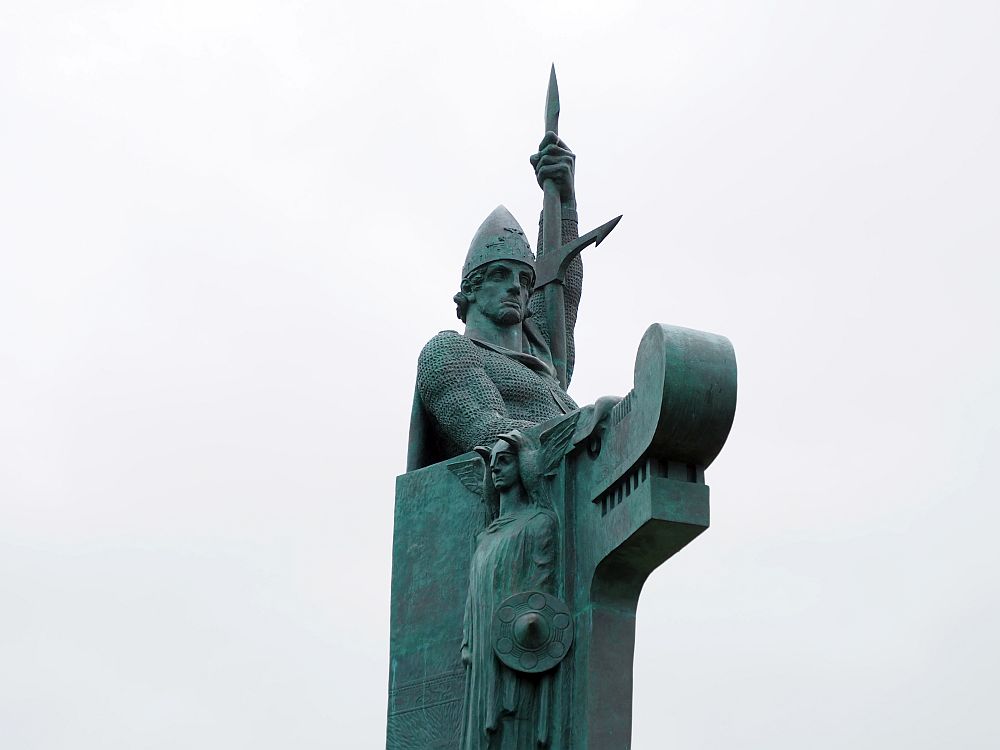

{"left": 416, "top": 331, "right": 535, "bottom": 454}
{"left": 527, "top": 205, "right": 581, "bottom": 384}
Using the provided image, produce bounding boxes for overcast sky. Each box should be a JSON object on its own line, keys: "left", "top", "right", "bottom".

{"left": 2, "top": 1, "right": 999, "bottom": 748}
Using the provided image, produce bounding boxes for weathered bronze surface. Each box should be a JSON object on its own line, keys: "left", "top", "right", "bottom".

{"left": 388, "top": 68, "right": 737, "bottom": 749}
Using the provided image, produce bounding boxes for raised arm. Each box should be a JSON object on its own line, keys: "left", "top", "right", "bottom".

{"left": 527, "top": 132, "right": 581, "bottom": 384}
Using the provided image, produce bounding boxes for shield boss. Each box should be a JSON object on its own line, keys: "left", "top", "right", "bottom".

{"left": 492, "top": 590, "right": 574, "bottom": 674}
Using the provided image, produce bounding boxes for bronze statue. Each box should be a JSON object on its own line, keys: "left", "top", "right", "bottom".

{"left": 409, "top": 130, "right": 584, "bottom": 469}
{"left": 409, "top": 69, "right": 622, "bottom": 470}
{"left": 387, "top": 67, "right": 738, "bottom": 750}
{"left": 461, "top": 432, "right": 558, "bottom": 748}
{"left": 461, "top": 418, "right": 577, "bottom": 749}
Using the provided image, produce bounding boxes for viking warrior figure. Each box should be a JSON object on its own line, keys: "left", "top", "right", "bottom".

{"left": 408, "top": 133, "right": 582, "bottom": 469}
{"left": 460, "top": 422, "right": 575, "bottom": 749}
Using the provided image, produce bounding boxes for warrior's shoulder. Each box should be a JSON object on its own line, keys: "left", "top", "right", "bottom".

{"left": 418, "top": 331, "right": 483, "bottom": 368}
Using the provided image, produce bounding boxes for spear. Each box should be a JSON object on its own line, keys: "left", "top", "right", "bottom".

{"left": 537, "top": 65, "right": 621, "bottom": 389}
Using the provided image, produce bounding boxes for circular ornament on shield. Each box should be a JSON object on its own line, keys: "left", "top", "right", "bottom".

{"left": 491, "top": 590, "right": 574, "bottom": 674}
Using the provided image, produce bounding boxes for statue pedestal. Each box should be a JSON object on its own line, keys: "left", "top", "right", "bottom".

{"left": 386, "top": 324, "right": 736, "bottom": 749}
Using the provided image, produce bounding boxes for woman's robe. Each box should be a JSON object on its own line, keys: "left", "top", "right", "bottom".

{"left": 461, "top": 506, "right": 558, "bottom": 749}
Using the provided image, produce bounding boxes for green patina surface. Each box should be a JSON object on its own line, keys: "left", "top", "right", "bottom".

{"left": 387, "top": 69, "right": 737, "bottom": 749}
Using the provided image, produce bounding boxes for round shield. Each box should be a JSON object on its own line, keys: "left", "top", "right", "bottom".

{"left": 491, "top": 591, "right": 574, "bottom": 674}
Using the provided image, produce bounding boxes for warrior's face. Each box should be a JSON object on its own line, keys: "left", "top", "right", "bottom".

{"left": 489, "top": 442, "right": 520, "bottom": 491}
{"left": 470, "top": 260, "right": 533, "bottom": 327}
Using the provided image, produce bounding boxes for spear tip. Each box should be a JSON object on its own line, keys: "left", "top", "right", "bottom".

{"left": 545, "top": 64, "right": 560, "bottom": 135}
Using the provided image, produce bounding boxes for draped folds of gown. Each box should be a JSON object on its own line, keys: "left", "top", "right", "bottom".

{"left": 461, "top": 506, "right": 559, "bottom": 749}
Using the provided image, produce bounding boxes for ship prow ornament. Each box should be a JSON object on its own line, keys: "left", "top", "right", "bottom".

{"left": 388, "top": 67, "right": 737, "bottom": 749}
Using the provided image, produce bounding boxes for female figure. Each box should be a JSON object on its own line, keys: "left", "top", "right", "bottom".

{"left": 461, "top": 430, "right": 559, "bottom": 749}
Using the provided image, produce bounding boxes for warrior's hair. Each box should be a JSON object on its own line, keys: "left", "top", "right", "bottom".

{"left": 453, "top": 267, "right": 487, "bottom": 323}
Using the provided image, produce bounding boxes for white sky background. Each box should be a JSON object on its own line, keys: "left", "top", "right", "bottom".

{"left": 2, "top": 1, "right": 998, "bottom": 747}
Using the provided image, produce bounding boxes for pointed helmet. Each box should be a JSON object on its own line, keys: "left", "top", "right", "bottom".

{"left": 461, "top": 205, "right": 535, "bottom": 280}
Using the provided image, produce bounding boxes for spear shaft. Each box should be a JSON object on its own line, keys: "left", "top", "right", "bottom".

{"left": 542, "top": 65, "right": 569, "bottom": 388}
{"left": 537, "top": 66, "right": 621, "bottom": 389}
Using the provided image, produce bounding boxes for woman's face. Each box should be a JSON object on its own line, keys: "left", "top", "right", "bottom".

{"left": 490, "top": 445, "right": 519, "bottom": 490}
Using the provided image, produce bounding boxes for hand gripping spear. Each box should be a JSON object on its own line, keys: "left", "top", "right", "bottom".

{"left": 537, "top": 65, "right": 622, "bottom": 389}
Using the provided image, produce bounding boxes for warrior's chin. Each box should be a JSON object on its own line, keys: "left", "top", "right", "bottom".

{"left": 495, "top": 309, "right": 523, "bottom": 326}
